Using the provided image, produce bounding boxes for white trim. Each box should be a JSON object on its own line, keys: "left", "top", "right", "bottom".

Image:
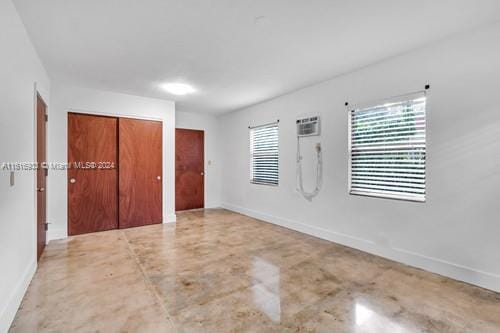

{"left": 0, "top": 259, "right": 37, "bottom": 333}
{"left": 47, "top": 227, "right": 67, "bottom": 241}
{"left": 47, "top": 215, "right": 175, "bottom": 242}
{"left": 347, "top": 102, "right": 352, "bottom": 196}
{"left": 350, "top": 190, "right": 425, "bottom": 203}
{"left": 164, "top": 214, "right": 177, "bottom": 223}
{"left": 174, "top": 128, "right": 208, "bottom": 210}
{"left": 348, "top": 91, "right": 427, "bottom": 203}
{"left": 221, "top": 202, "right": 500, "bottom": 293}
{"left": 32, "top": 83, "right": 39, "bottom": 257}
{"left": 63, "top": 110, "right": 169, "bottom": 235}
{"left": 67, "top": 108, "right": 163, "bottom": 122}
{"left": 249, "top": 122, "right": 280, "bottom": 186}
{"left": 35, "top": 87, "right": 50, "bottom": 244}
{"left": 248, "top": 120, "right": 279, "bottom": 130}
{"left": 349, "top": 90, "right": 426, "bottom": 112}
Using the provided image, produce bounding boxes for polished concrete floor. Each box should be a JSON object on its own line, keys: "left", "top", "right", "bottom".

{"left": 10, "top": 209, "right": 500, "bottom": 332}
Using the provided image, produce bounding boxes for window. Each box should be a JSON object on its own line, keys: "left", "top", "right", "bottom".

{"left": 349, "top": 93, "right": 426, "bottom": 202}
{"left": 250, "top": 122, "right": 279, "bottom": 185}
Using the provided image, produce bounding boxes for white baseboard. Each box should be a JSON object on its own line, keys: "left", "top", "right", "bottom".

{"left": 47, "top": 227, "right": 67, "bottom": 242}
{"left": 221, "top": 202, "right": 500, "bottom": 293}
{"left": 47, "top": 214, "right": 178, "bottom": 241}
{"left": 204, "top": 202, "right": 222, "bottom": 209}
{"left": 0, "top": 259, "right": 37, "bottom": 333}
{"left": 164, "top": 214, "right": 177, "bottom": 223}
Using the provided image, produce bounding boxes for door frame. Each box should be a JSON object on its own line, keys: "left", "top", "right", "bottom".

{"left": 67, "top": 108, "right": 163, "bottom": 122}
{"left": 66, "top": 110, "right": 165, "bottom": 233}
{"left": 35, "top": 89, "right": 48, "bottom": 261}
{"left": 175, "top": 127, "right": 205, "bottom": 211}
{"left": 67, "top": 112, "right": 120, "bottom": 235}
{"left": 118, "top": 117, "right": 163, "bottom": 228}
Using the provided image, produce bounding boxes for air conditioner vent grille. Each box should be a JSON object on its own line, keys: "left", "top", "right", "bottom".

{"left": 297, "top": 116, "right": 320, "bottom": 137}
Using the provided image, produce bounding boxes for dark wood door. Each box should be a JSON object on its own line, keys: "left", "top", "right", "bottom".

{"left": 119, "top": 118, "right": 162, "bottom": 228}
{"left": 68, "top": 113, "right": 118, "bottom": 235}
{"left": 175, "top": 129, "right": 204, "bottom": 211}
{"left": 36, "top": 94, "right": 47, "bottom": 260}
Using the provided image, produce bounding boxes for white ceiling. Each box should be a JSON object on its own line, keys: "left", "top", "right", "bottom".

{"left": 13, "top": 0, "right": 500, "bottom": 114}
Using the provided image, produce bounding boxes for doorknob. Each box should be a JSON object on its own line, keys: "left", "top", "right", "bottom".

{"left": 201, "top": 172, "right": 204, "bottom": 176}
{"left": 70, "top": 178, "right": 76, "bottom": 184}
{"left": 157, "top": 176, "right": 161, "bottom": 180}
{"left": 37, "top": 187, "right": 45, "bottom": 192}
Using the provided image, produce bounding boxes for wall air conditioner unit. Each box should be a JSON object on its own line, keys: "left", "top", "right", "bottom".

{"left": 296, "top": 115, "right": 322, "bottom": 201}
{"left": 296, "top": 116, "right": 320, "bottom": 137}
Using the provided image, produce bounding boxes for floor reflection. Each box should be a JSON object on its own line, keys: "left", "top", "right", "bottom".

{"left": 11, "top": 209, "right": 500, "bottom": 332}
{"left": 252, "top": 256, "right": 281, "bottom": 323}
{"left": 355, "top": 300, "right": 411, "bottom": 333}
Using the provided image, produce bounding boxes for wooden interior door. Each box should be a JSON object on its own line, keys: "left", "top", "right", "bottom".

{"left": 36, "top": 94, "right": 47, "bottom": 260}
{"left": 68, "top": 113, "right": 118, "bottom": 235}
{"left": 119, "top": 118, "right": 162, "bottom": 228}
{"left": 175, "top": 129, "right": 204, "bottom": 211}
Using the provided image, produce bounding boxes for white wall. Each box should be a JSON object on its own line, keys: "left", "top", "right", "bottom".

{"left": 47, "top": 84, "right": 176, "bottom": 240}
{"left": 176, "top": 112, "right": 221, "bottom": 208}
{"left": 0, "top": 0, "right": 51, "bottom": 332}
{"left": 219, "top": 22, "right": 500, "bottom": 292}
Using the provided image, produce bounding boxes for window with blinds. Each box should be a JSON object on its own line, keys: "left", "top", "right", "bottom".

{"left": 250, "top": 123, "right": 279, "bottom": 186}
{"left": 349, "top": 93, "right": 426, "bottom": 202}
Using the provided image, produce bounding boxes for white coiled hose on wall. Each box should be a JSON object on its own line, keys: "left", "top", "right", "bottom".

{"left": 296, "top": 138, "right": 323, "bottom": 201}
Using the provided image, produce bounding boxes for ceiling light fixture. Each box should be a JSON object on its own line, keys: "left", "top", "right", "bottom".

{"left": 161, "top": 83, "right": 196, "bottom": 96}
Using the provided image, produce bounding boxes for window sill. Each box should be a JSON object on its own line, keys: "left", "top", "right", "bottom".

{"left": 250, "top": 181, "right": 279, "bottom": 187}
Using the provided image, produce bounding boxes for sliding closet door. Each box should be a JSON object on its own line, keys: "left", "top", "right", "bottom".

{"left": 119, "top": 118, "right": 162, "bottom": 228}
{"left": 68, "top": 113, "right": 118, "bottom": 235}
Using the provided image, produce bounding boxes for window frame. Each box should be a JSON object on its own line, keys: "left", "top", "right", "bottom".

{"left": 348, "top": 92, "right": 427, "bottom": 202}
{"left": 249, "top": 121, "right": 279, "bottom": 186}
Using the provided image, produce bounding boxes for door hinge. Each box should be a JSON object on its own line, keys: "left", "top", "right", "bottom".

{"left": 45, "top": 168, "right": 48, "bottom": 177}
{"left": 45, "top": 114, "right": 48, "bottom": 122}
{"left": 45, "top": 222, "right": 49, "bottom": 231}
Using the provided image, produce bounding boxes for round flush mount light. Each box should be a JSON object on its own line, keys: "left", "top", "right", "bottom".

{"left": 161, "top": 83, "right": 196, "bottom": 96}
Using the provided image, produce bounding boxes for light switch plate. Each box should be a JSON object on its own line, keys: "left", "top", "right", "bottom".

{"left": 10, "top": 171, "right": 14, "bottom": 186}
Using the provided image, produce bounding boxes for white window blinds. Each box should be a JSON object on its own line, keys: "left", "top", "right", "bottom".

{"left": 349, "top": 93, "right": 426, "bottom": 202}
{"left": 250, "top": 122, "right": 279, "bottom": 185}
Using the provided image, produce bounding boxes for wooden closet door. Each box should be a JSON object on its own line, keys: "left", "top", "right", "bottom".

{"left": 119, "top": 118, "right": 162, "bottom": 228}
{"left": 68, "top": 113, "right": 118, "bottom": 235}
{"left": 175, "top": 129, "right": 204, "bottom": 211}
{"left": 36, "top": 94, "right": 47, "bottom": 260}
